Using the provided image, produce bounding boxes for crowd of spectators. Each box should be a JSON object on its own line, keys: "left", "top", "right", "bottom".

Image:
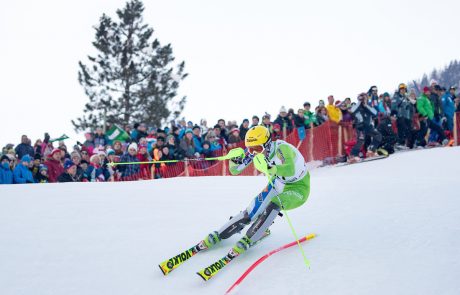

{"left": 1, "top": 80, "right": 459, "bottom": 184}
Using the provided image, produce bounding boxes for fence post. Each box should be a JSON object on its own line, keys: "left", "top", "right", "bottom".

{"left": 222, "top": 158, "right": 227, "bottom": 176}
{"left": 309, "top": 124, "right": 314, "bottom": 161}
{"left": 337, "top": 124, "right": 343, "bottom": 156}
{"left": 184, "top": 161, "right": 189, "bottom": 177}
{"left": 454, "top": 112, "right": 458, "bottom": 146}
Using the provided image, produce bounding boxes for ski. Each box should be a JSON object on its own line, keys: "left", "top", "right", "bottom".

{"left": 196, "top": 231, "right": 271, "bottom": 281}
{"left": 336, "top": 155, "right": 388, "bottom": 167}
{"left": 197, "top": 247, "right": 240, "bottom": 281}
{"left": 158, "top": 240, "right": 208, "bottom": 276}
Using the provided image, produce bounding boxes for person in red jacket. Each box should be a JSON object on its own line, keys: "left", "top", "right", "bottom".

{"left": 44, "top": 148, "right": 64, "bottom": 183}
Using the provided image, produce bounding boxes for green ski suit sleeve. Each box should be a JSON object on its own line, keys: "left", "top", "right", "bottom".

{"left": 272, "top": 144, "right": 296, "bottom": 177}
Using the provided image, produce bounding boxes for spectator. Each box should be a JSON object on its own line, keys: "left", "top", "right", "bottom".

{"left": 326, "top": 95, "right": 342, "bottom": 123}
{"left": 35, "top": 164, "right": 49, "bottom": 183}
{"left": 201, "top": 141, "right": 214, "bottom": 158}
{"left": 192, "top": 125, "right": 203, "bottom": 153}
{"left": 316, "top": 106, "right": 329, "bottom": 125}
{"left": 106, "top": 149, "right": 118, "bottom": 180}
{"left": 200, "top": 119, "right": 209, "bottom": 136}
{"left": 367, "top": 86, "right": 379, "bottom": 109}
{"left": 227, "top": 127, "right": 242, "bottom": 148}
{"left": 41, "top": 133, "right": 53, "bottom": 157}
{"left": 416, "top": 87, "right": 448, "bottom": 146}
{"left": 83, "top": 132, "right": 95, "bottom": 150}
{"left": 80, "top": 149, "right": 90, "bottom": 162}
{"left": 274, "top": 106, "right": 293, "bottom": 133}
{"left": 204, "top": 131, "right": 223, "bottom": 152}
{"left": 0, "top": 155, "right": 13, "bottom": 184}
{"left": 94, "top": 127, "right": 108, "bottom": 147}
{"left": 31, "top": 154, "right": 42, "bottom": 180}
{"left": 13, "top": 155, "right": 35, "bottom": 184}
{"left": 33, "top": 139, "right": 43, "bottom": 156}
{"left": 119, "top": 142, "right": 141, "bottom": 180}
{"left": 303, "top": 102, "right": 317, "bottom": 128}
{"left": 318, "top": 99, "right": 325, "bottom": 109}
{"left": 165, "top": 135, "right": 181, "bottom": 159}
{"left": 377, "top": 116, "right": 397, "bottom": 154}
{"left": 349, "top": 93, "right": 382, "bottom": 162}
{"left": 450, "top": 86, "right": 460, "bottom": 112}
{"left": 441, "top": 86, "right": 455, "bottom": 132}
{"left": 58, "top": 159, "right": 79, "bottom": 183}
{"left": 250, "top": 116, "right": 260, "bottom": 128}
{"left": 179, "top": 129, "right": 199, "bottom": 159}
{"left": 44, "top": 148, "right": 64, "bottom": 183}
{"left": 239, "top": 119, "right": 250, "bottom": 140}
{"left": 80, "top": 160, "right": 89, "bottom": 178}
{"left": 294, "top": 109, "right": 306, "bottom": 128}
{"left": 217, "top": 119, "right": 229, "bottom": 142}
{"left": 377, "top": 92, "right": 392, "bottom": 117}
{"left": 430, "top": 85, "right": 443, "bottom": 121}
{"left": 113, "top": 140, "right": 124, "bottom": 157}
{"left": 212, "top": 124, "right": 227, "bottom": 148}
{"left": 271, "top": 123, "right": 283, "bottom": 141}
{"left": 138, "top": 144, "right": 151, "bottom": 178}
{"left": 70, "top": 151, "right": 86, "bottom": 181}
{"left": 339, "top": 98, "right": 353, "bottom": 122}
{"left": 87, "top": 154, "right": 105, "bottom": 182}
{"left": 133, "top": 123, "right": 148, "bottom": 142}
{"left": 15, "top": 135, "right": 35, "bottom": 159}
{"left": 261, "top": 114, "right": 273, "bottom": 132}
{"left": 391, "top": 83, "right": 415, "bottom": 148}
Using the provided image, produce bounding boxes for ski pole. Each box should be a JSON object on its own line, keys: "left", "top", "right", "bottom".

{"left": 276, "top": 195, "right": 311, "bottom": 269}
{"left": 109, "top": 154, "right": 235, "bottom": 166}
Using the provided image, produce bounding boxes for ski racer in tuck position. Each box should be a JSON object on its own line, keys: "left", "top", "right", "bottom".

{"left": 203, "top": 125, "right": 311, "bottom": 257}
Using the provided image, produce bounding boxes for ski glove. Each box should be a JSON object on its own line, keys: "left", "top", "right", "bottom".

{"left": 224, "top": 147, "right": 245, "bottom": 162}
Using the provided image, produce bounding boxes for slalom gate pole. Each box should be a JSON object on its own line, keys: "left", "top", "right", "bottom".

{"left": 110, "top": 156, "right": 228, "bottom": 166}
{"left": 276, "top": 195, "right": 311, "bottom": 269}
{"left": 225, "top": 234, "right": 316, "bottom": 294}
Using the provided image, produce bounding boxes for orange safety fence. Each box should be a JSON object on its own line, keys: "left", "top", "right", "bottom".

{"left": 117, "top": 112, "right": 460, "bottom": 181}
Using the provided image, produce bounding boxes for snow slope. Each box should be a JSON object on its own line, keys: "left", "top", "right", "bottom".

{"left": 0, "top": 147, "right": 459, "bottom": 295}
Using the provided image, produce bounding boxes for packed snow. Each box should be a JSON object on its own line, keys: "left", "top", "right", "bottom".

{"left": 0, "top": 147, "right": 459, "bottom": 295}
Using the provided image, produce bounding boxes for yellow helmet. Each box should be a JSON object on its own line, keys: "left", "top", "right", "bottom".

{"left": 398, "top": 83, "right": 407, "bottom": 90}
{"left": 245, "top": 125, "right": 270, "bottom": 147}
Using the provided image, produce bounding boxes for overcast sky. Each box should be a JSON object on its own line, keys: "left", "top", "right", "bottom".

{"left": 1, "top": 0, "right": 459, "bottom": 147}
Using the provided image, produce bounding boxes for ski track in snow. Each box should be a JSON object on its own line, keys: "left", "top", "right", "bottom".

{"left": 0, "top": 147, "right": 459, "bottom": 295}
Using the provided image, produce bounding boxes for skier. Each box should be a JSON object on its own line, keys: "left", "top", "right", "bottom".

{"left": 159, "top": 125, "right": 311, "bottom": 279}
{"left": 201, "top": 125, "right": 310, "bottom": 258}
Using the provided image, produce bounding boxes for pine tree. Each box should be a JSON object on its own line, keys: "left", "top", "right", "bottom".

{"left": 73, "top": 0, "right": 187, "bottom": 132}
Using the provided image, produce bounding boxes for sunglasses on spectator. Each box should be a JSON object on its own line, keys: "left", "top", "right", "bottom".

{"left": 247, "top": 145, "right": 265, "bottom": 155}
{"left": 209, "top": 136, "right": 216, "bottom": 138}
{"left": 81, "top": 151, "right": 88, "bottom": 154}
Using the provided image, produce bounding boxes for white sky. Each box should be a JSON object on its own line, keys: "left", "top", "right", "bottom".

{"left": 1, "top": 0, "right": 459, "bottom": 147}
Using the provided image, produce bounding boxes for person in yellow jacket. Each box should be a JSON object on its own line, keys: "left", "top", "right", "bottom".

{"left": 326, "top": 95, "right": 343, "bottom": 123}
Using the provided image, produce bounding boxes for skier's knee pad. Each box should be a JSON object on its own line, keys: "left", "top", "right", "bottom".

{"left": 246, "top": 202, "right": 280, "bottom": 242}
{"left": 218, "top": 210, "right": 251, "bottom": 239}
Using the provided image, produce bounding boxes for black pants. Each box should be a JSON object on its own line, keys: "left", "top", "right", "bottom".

{"left": 417, "top": 119, "right": 446, "bottom": 146}
{"left": 351, "top": 128, "right": 382, "bottom": 157}
{"left": 396, "top": 117, "right": 413, "bottom": 145}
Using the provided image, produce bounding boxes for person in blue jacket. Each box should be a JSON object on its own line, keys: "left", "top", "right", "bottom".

{"left": 13, "top": 155, "right": 35, "bottom": 184}
{"left": 441, "top": 87, "right": 455, "bottom": 132}
{"left": 0, "top": 155, "right": 14, "bottom": 184}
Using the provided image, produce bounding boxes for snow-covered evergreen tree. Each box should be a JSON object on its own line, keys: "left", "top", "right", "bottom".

{"left": 73, "top": 0, "right": 187, "bottom": 132}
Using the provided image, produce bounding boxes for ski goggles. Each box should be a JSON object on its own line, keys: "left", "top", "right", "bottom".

{"left": 247, "top": 145, "right": 265, "bottom": 155}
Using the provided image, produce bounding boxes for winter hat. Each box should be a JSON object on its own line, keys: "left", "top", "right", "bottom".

{"left": 49, "top": 148, "right": 61, "bottom": 157}
{"left": 335, "top": 100, "right": 342, "bottom": 106}
{"left": 63, "top": 159, "right": 75, "bottom": 170}
{"left": 279, "top": 106, "right": 287, "bottom": 113}
{"left": 231, "top": 127, "right": 239, "bottom": 133}
{"left": 156, "top": 136, "right": 165, "bottom": 142}
{"left": 21, "top": 155, "right": 31, "bottom": 163}
{"left": 34, "top": 153, "right": 42, "bottom": 160}
{"left": 383, "top": 92, "right": 390, "bottom": 97}
{"left": 80, "top": 159, "right": 89, "bottom": 165}
{"left": 185, "top": 128, "right": 193, "bottom": 134}
{"left": 423, "top": 86, "right": 430, "bottom": 93}
{"left": 202, "top": 140, "right": 211, "bottom": 148}
{"left": 128, "top": 142, "right": 138, "bottom": 151}
{"left": 106, "top": 149, "right": 115, "bottom": 156}
{"left": 39, "top": 164, "right": 48, "bottom": 172}
{"left": 243, "top": 118, "right": 249, "bottom": 123}
{"left": 303, "top": 102, "right": 311, "bottom": 107}
{"left": 1, "top": 155, "right": 10, "bottom": 162}
{"left": 70, "top": 151, "right": 81, "bottom": 160}
{"left": 192, "top": 125, "right": 201, "bottom": 131}
{"left": 429, "top": 79, "right": 438, "bottom": 86}
{"left": 273, "top": 123, "right": 281, "bottom": 130}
